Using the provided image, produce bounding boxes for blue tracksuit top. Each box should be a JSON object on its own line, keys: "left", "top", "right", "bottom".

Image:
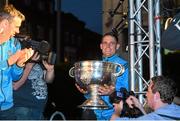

{"left": 94, "top": 54, "right": 129, "bottom": 120}
{"left": 0, "top": 37, "right": 23, "bottom": 110}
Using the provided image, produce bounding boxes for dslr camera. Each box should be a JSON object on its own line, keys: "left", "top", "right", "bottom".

{"left": 110, "top": 87, "right": 143, "bottom": 118}
{"left": 16, "top": 35, "right": 56, "bottom": 65}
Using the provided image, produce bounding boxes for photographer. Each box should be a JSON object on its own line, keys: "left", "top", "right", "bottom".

{"left": 111, "top": 76, "right": 180, "bottom": 120}
{"left": 13, "top": 52, "right": 55, "bottom": 120}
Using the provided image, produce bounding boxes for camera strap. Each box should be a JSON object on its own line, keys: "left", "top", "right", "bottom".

{"left": 28, "top": 60, "right": 40, "bottom": 63}
{"left": 157, "top": 114, "right": 180, "bottom": 120}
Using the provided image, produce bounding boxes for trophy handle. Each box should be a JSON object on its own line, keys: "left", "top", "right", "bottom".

{"left": 113, "top": 64, "right": 125, "bottom": 77}
{"left": 69, "top": 67, "right": 75, "bottom": 78}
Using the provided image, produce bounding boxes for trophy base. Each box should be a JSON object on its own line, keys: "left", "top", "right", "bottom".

{"left": 78, "top": 98, "right": 109, "bottom": 110}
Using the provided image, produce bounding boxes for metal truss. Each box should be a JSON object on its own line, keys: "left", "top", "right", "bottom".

{"left": 128, "top": 0, "right": 162, "bottom": 104}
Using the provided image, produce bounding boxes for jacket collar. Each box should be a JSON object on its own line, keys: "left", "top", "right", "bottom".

{"left": 102, "top": 54, "right": 117, "bottom": 61}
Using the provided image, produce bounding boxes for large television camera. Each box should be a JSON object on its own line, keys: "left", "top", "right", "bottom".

{"left": 110, "top": 87, "right": 143, "bottom": 118}
{"left": 15, "top": 35, "right": 56, "bottom": 65}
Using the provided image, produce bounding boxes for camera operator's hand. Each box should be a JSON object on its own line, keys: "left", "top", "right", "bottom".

{"left": 98, "top": 84, "right": 115, "bottom": 95}
{"left": 126, "top": 96, "right": 146, "bottom": 115}
{"left": 111, "top": 100, "right": 124, "bottom": 120}
{"left": 16, "top": 48, "right": 34, "bottom": 67}
{"left": 42, "top": 60, "right": 55, "bottom": 83}
{"left": 42, "top": 60, "right": 54, "bottom": 72}
{"left": 75, "top": 83, "right": 88, "bottom": 94}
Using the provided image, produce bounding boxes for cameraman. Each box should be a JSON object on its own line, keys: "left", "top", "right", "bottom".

{"left": 0, "top": 5, "right": 34, "bottom": 120}
{"left": 13, "top": 52, "right": 55, "bottom": 120}
{"left": 111, "top": 76, "right": 180, "bottom": 120}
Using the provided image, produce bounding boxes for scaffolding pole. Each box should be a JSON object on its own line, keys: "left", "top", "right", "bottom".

{"left": 128, "top": 0, "right": 162, "bottom": 104}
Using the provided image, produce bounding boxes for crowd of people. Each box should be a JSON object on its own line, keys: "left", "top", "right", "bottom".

{"left": 0, "top": 3, "right": 179, "bottom": 120}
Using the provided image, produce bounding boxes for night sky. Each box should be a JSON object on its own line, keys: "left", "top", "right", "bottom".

{"left": 61, "top": 0, "right": 102, "bottom": 34}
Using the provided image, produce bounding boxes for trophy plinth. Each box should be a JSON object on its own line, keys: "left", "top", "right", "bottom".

{"left": 69, "top": 60, "right": 125, "bottom": 110}
{"left": 78, "top": 84, "right": 109, "bottom": 109}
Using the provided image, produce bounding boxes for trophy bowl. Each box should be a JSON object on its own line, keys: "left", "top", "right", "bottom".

{"left": 69, "top": 60, "right": 125, "bottom": 109}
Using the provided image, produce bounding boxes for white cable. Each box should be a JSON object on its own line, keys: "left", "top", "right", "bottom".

{"left": 49, "top": 111, "right": 66, "bottom": 121}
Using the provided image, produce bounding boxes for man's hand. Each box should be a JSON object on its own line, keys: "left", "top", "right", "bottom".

{"left": 8, "top": 50, "right": 24, "bottom": 66}
{"left": 98, "top": 84, "right": 115, "bottom": 95}
{"left": 126, "top": 96, "right": 141, "bottom": 108}
{"left": 75, "top": 83, "right": 88, "bottom": 94}
{"left": 16, "top": 48, "right": 34, "bottom": 67}
{"left": 126, "top": 96, "right": 146, "bottom": 114}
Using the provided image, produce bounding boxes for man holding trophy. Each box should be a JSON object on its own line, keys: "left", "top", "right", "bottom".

{"left": 75, "top": 32, "right": 129, "bottom": 120}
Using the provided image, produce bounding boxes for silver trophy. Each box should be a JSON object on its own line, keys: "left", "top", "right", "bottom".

{"left": 69, "top": 60, "right": 125, "bottom": 109}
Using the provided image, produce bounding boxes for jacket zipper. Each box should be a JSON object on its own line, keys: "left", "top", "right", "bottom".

{"left": 0, "top": 44, "right": 6, "bottom": 110}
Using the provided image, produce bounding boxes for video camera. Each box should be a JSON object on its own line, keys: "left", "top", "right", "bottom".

{"left": 15, "top": 35, "right": 56, "bottom": 65}
{"left": 110, "top": 87, "right": 143, "bottom": 118}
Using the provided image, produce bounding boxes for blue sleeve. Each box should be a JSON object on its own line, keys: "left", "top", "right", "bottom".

{"left": 84, "top": 93, "right": 90, "bottom": 99}
{"left": 11, "top": 64, "right": 23, "bottom": 81}
{"left": 0, "top": 38, "right": 22, "bottom": 70}
{"left": 0, "top": 60, "right": 9, "bottom": 70}
{"left": 10, "top": 37, "right": 24, "bottom": 81}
